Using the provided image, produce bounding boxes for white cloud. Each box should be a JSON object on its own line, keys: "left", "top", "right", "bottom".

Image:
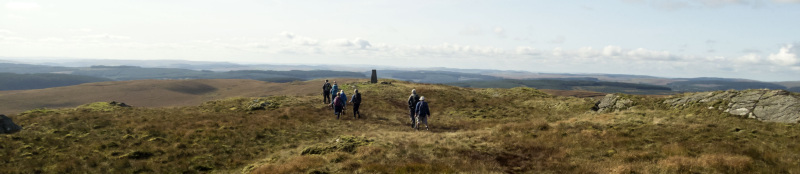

{"left": 280, "top": 31, "right": 295, "bottom": 39}
{"left": 552, "top": 47, "right": 566, "bottom": 57}
{"left": 734, "top": 54, "right": 763, "bottom": 64}
{"left": 39, "top": 37, "right": 65, "bottom": 43}
{"left": 697, "top": 0, "right": 747, "bottom": 7}
{"left": 5, "top": 2, "right": 41, "bottom": 11}
{"left": 78, "top": 34, "right": 131, "bottom": 40}
{"left": 773, "top": 0, "right": 800, "bottom": 3}
{"left": 277, "top": 32, "right": 318, "bottom": 46}
{"left": 578, "top": 47, "right": 599, "bottom": 58}
{"left": 327, "top": 38, "right": 371, "bottom": 49}
{"left": 493, "top": 27, "right": 506, "bottom": 38}
{"left": 0, "top": 29, "right": 12, "bottom": 35}
{"left": 602, "top": 45, "right": 623, "bottom": 56}
{"left": 352, "top": 38, "right": 371, "bottom": 49}
{"left": 459, "top": 25, "right": 483, "bottom": 36}
{"left": 70, "top": 28, "right": 94, "bottom": 32}
{"left": 516, "top": 46, "right": 541, "bottom": 55}
{"left": 293, "top": 37, "right": 318, "bottom": 46}
{"left": 622, "top": 0, "right": 778, "bottom": 10}
{"left": 327, "top": 38, "right": 354, "bottom": 47}
{"left": 626, "top": 48, "right": 675, "bottom": 60}
{"left": 549, "top": 35, "right": 565, "bottom": 44}
{"left": 768, "top": 44, "right": 798, "bottom": 66}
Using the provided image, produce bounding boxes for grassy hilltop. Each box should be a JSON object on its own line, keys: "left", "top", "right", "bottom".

{"left": 1, "top": 79, "right": 799, "bottom": 173}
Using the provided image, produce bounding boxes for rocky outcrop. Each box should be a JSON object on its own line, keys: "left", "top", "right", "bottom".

{"left": 664, "top": 89, "right": 800, "bottom": 123}
{"left": 1, "top": 114, "right": 22, "bottom": 134}
{"left": 594, "top": 94, "right": 634, "bottom": 113}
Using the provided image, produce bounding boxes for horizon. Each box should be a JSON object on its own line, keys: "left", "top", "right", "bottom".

{"left": 1, "top": 0, "right": 799, "bottom": 81}
{"left": 2, "top": 57, "right": 790, "bottom": 82}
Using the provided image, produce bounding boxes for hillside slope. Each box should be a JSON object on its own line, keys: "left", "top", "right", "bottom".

{"left": 0, "top": 79, "right": 362, "bottom": 114}
{"left": 0, "top": 79, "right": 604, "bottom": 114}
{"left": 1, "top": 80, "right": 799, "bottom": 173}
{"left": 0, "top": 73, "right": 112, "bottom": 90}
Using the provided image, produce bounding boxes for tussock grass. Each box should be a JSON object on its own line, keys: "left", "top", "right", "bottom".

{"left": 1, "top": 79, "right": 799, "bottom": 173}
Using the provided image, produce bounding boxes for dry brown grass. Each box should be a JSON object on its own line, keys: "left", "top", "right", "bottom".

{"left": 1, "top": 79, "right": 799, "bottom": 173}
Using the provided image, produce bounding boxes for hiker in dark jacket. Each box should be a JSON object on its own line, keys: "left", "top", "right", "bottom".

{"left": 407, "top": 89, "right": 420, "bottom": 128}
{"left": 415, "top": 96, "right": 431, "bottom": 130}
{"left": 322, "top": 79, "right": 332, "bottom": 103}
{"left": 333, "top": 93, "right": 343, "bottom": 119}
{"left": 349, "top": 89, "right": 362, "bottom": 119}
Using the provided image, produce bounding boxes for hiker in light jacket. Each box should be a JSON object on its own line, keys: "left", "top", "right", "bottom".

{"left": 350, "top": 89, "right": 362, "bottom": 119}
{"left": 415, "top": 96, "right": 431, "bottom": 131}
{"left": 407, "top": 89, "right": 420, "bottom": 128}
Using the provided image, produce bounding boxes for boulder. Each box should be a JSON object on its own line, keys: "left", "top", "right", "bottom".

{"left": 594, "top": 94, "right": 633, "bottom": 113}
{"left": 664, "top": 89, "right": 800, "bottom": 123}
{"left": 1, "top": 114, "right": 22, "bottom": 134}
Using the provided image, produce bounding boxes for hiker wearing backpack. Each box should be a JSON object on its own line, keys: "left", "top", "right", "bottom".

{"left": 350, "top": 89, "right": 362, "bottom": 119}
{"left": 407, "top": 89, "right": 420, "bottom": 128}
{"left": 339, "top": 89, "right": 348, "bottom": 115}
{"left": 322, "top": 79, "right": 332, "bottom": 104}
{"left": 333, "top": 92, "right": 343, "bottom": 119}
{"left": 330, "top": 81, "right": 339, "bottom": 105}
{"left": 415, "top": 96, "right": 431, "bottom": 131}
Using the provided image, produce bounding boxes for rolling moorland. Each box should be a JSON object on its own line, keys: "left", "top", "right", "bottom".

{"left": 2, "top": 61, "right": 799, "bottom": 94}
{"left": 1, "top": 79, "right": 799, "bottom": 173}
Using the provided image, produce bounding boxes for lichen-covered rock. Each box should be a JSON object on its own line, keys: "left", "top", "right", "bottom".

{"left": 664, "top": 89, "right": 800, "bottom": 123}
{"left": 594, "top": 94, "right": 633, "bottom": 113}
{"left": 752, "top": 91, "right": 800, "bottom": 123}
{"left": 1, "top": 114, "right": 22, "bottom": 134}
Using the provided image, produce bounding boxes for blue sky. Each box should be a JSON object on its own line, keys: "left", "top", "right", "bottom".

{"left": 1, "top": 0, "right": 799, "bottom": 81}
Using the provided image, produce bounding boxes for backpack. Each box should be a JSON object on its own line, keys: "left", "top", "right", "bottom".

{"left": 353, "top": 93, "right": 361, "bottom": 104}
{"left": 408, "top": 94, "right": 419, "bottom": 107}
{"left": 323, "top": 83, "right": 331, "bottom": 91}
{"left": 334, "top": 97, "right": 343, "bottom": 107}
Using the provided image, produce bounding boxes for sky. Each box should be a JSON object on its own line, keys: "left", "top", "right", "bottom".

{"left": 1, "top": 0, "right": 799, "bottom": 81}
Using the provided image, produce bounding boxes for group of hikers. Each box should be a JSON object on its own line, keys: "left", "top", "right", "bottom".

{"left": 322, "top": 79, "right": 430, "bottom": 130}
{"left": 323, "top": 80, "right": 361, "bottom": 120}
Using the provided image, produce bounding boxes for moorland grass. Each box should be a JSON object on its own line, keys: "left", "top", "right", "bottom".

{"left": 1, "top": 79, "right": 799, "bottom": 173}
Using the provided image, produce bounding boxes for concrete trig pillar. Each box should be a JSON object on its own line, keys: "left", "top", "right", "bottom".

{"left": 370, "top": 69, "right": 378, "bottom": 83}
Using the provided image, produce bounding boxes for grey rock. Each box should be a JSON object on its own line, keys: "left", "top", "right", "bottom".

{"left": 752, "top": 92, "right": 800, "bottom": 123}
{"left": 595, "top": 94, "right": 634, "bottom": 113}
{"left": 729, "top": 108, "right": 749, "bottom": 116}
{"left": 1, "top": 114, "right": 22, "bottom": 134}
{"left": 664, "top": 89, "right": 800, "bottom": 123}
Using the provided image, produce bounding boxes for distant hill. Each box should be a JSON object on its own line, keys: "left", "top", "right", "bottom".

{"left": 0, "top": 63, "right": 77, "bottom": 74}
{"left": 789, "top": 87, "right": 800, "bottom": 93}
{"left": 377, "top": 70, "right": 501, "bottom": 83}
{"left": 666, "top": 80, "right": 787, "bottom": 92}
{"left": 0, "top": 73, "right": 112, "bottom": 90}
{"left": 0, "top": 63, "right": 366, "bottom": 84}
{"left": 448, "top": 79, "right": 674, "bottom": 95}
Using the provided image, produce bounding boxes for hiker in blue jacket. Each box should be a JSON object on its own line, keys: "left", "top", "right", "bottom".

{"left": 339, "top": 89, "right": 347, "bottom": 115}
{"left": 415, "top": 96, "right": 431, "bottom": 131}
{"left": 330, "top": 81, "right": 339, "bottom": 105}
